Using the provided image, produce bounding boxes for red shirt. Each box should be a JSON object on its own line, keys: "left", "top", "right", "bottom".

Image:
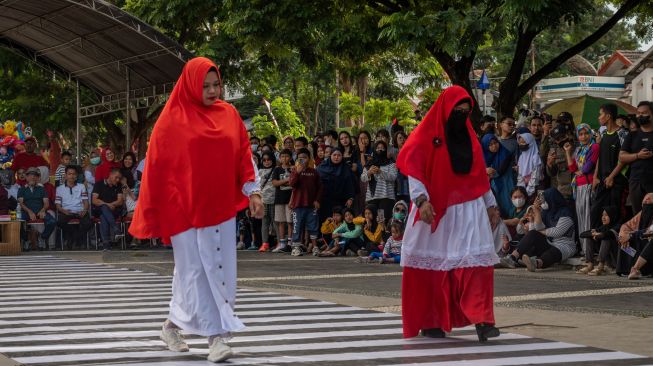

{"left": 11, "top": 152, "right": 48, "bottom": 172}
{"left": 289, "top": 168, "right": 322, "bottom": 209}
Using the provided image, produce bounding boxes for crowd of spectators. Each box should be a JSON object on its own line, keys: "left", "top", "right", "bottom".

{"left": 4, "top": 100, "right": 653, "bottom": 277}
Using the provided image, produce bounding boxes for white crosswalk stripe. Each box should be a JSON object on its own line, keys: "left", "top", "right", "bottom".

{"left": 0, "top": 255, "right": 650, "bottom": 366}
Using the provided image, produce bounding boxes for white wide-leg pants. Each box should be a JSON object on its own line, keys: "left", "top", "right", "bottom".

{"left": 169, "top": 218, "right": 244, "bottom": 337}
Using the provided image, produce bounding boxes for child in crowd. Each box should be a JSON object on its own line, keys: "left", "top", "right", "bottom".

{"left": 258, "top": 151, "right": 277, "bottom": 252}
{"left": 55, "top": 151, "right": 73, "bottom": 186}
{"left": 271, "top": 149, "right": 294, "bottom": 253}
{"left": 577, "top": 206, "right": 619, "bottom": 275}
{"left": 289, "top": 148, "right": 322, "bottom": 256}
{"left": 358, "top": 221, "right": 403, "bottom": 264}
{"left": 319, "top": 207, "right": 362, "bottom": 257}
{"left": 360, "top": 204, "right": 385, "bottom": 256}
{"left": 318, "top": 206, "right": 343, "bottom": 255}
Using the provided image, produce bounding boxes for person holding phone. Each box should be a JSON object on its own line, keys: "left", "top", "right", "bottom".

{"left": 288, "top": 148, "right": 322, "bottom": 257}
{"left": 619, "top": 101, "right": 653, "bottom": 214}
{"left": 361, "top": 141, "right": 397, "bottom": 221}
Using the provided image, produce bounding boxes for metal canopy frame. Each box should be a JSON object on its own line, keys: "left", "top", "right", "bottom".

{"left": 0, "top": 0, "right": 193, "bottom": 162}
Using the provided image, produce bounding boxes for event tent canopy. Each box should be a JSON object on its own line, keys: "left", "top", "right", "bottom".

{"left": 0, "top": 0, "right": 193, "bottom": 156}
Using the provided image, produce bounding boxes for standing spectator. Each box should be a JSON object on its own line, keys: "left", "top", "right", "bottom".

{"left": 565, "top": 123, "right": 599, "bottom": 257}
{"left": 56, "top": 166, "right": 92, "bottom": 249}
{"left": 356, "top": 130, "right": 373, "bottom": 213}
{"left": 271, "top": 149, "right": 294, "bottom": 252}
{"left": 289, "top": 148, "right": 322, "bottom": 256}
{"left": 18, "top": 167, "right": 55, "bottom": 250}
{"left": 361, "top": 141, "right": 397, "bottom": 221}
{"left": 316, "top": 148, "right": 355, "bottom": 224}
{"left": 92, "top": 169, "right": 124, "bottom": 251}
{"left": 516, "top": 132, "right": 542, "bottom": 198}
{"left": 479, "top": 115, "right": 497, "bottom": 137}
{"left": 546, "top": 122, "right": 575, "bottom": 200}
{"left": 258, "top": 151, "right": 277, "bottom": 252}
{"left": 620, "top": 101, "right": 653, "bottom": 214}
{"left": 529, "top": 116, "right": 544, "bottom": 146}
{"left": 592, "top": 104, "right": 628, "bottom": 228}
{"left": 389, "top": 130, "right": 407, "bottom": 160}
{"left": 46, "top": 130, "right": 62, "bottom": 176}
{"left": 11, "top": 136, "right": 48, "bottom": 172}
{"left": 315, "top": 144, "right": 326, "bottom": 166}
{"left": 282, "top": 136, "right": 295, "bottom": 153}
{"left": 392, "top": 131, "right": 410, "bottom": 203}
{"left": 95, "top": 148, "right": 120, "bottom": 182}
{"left": 616, "top": 114, "right": 630, "bottom": 133}
{"left": 294, "top": 136, "right": 309, "bottom": 157}
{"left": 55, "top": 151, "right": 73, "bottom": 186}
{"left": 375, "top": 129, "right": 390, "bottom": 145}
{"left": 338, "top": 131, "right": 361, "bottom": 176}
{"left": 497, "top": 116, "right": 518, "bottom": 156}
{"left": 324, "top": 130, "right": 338, "bottom": 147}
{"left": 482, "top": 134, "right": 515, "bottom": 217}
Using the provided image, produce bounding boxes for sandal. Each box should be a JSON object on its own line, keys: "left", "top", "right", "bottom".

{"left": 588, "top": 267, "right": 605, "bottom": 276}
{"left": 575, "top": 265, "right": 593, "bottom": 274}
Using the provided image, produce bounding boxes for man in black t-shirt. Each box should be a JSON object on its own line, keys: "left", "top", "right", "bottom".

{"left": 92, "top": 169, "right": 124, "bottom": 250}
{"left": 620, "top": 101, "right": 653, "bottom": 214}
{"left": 591, "top": 103, "right": 628, "bottom": 228}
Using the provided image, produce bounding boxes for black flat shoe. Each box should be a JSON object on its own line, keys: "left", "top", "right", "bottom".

{"left": 421, "top": 328, "right": 446, "bottom": 338}
{"left": 475, "top": 323, "right": 500, "bottom": 342}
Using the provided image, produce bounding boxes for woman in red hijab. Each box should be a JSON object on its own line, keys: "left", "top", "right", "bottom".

{"left": 397, "top": 86, "right": 501, "bottom": 342}
{"left": 94, "top": 148, "right": 120, "bottom": 182}
{"left": 129, "top": 57, "right": 263, "bottom": 363}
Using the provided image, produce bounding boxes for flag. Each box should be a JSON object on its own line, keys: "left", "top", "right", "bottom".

{"left": 477, "top": 70, "right": 490, "bottom": 90}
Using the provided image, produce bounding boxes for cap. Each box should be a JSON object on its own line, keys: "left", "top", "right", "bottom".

{"left": 556, "top": 112, "right": 574, "bottom": 123}
{"left": 551, "top": 124, "right": 572, "bottom": 140}
{"left": 26, "top": 167, "right": 41, "bottom": 176}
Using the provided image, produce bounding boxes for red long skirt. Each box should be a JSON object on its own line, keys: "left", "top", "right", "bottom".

{"left": 402, "top": 266, "right": 495, "bottom": 338}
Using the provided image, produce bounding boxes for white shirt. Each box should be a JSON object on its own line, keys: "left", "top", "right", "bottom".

{"left": 55, "top": 183, "right": 88, "bottom": 213}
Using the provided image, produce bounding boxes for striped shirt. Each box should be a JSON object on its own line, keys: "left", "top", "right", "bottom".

{"left": 531, "top": 216, "right": 576, "bottom": 260}
{"left": 361, "top": 163, "right": 397, "bottom": 201}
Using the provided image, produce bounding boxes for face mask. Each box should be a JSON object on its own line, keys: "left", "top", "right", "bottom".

{"left": 376, "top": 150, "right": 386, "bottom": 155}
{"left": 90, "top": 157, "right": 101, "bottom": 165}
{"left": 393, "top": 212, "right": 406, "bottom": 221}
{"left": 518, "top": 144, "right": 529, "bottom": 152}
{"left": 638, "top": 115, "right": 651, "bottom": 126}
{"left": 251, "top": 144, "right": 259, "bottom": 153}
{"left": 449, "top": 109, "right": 469, "bottom": 129}
{"left": 512, "top": 198, "right": 525, "bottom": 208}
{"left": 541, "top": 202, "right": 549, "bottom": 211}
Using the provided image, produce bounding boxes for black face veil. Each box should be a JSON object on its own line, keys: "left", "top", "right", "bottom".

{"left": 445, "top": 100, "right": 473, "bottom": 174}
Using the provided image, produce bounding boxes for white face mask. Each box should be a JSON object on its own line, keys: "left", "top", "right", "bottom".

{"left": 512, "top": 198, "right": 526, "bottom": 208}
{"left": 541, "top": 202, "right": 549, "bottom": 211}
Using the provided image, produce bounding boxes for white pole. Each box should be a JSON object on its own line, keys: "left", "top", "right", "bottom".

{"left": 76, "top": 79, "right": 81, "bottom": 164}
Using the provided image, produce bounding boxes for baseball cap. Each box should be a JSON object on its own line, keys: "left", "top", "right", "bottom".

{"left": 26, "top": 167, "right": 41, "bottom": 176}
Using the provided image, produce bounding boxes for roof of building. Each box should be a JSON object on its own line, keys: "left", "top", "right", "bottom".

{"left": 598, "top": 50, "right": 644, "bottom": 77}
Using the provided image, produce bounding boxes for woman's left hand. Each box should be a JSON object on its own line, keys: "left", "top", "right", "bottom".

{"left": 249, "top": 194, "right": 264, "bottom": 219}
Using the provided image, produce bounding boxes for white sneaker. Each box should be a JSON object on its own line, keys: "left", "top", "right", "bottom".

{"left": 236, "top": 241, "right": 246, "bottom": 250}
{"left": 291, "top": 246, "right": 303, "bottom": 256}
{"left": 272, "top": 244, "right": 285, "bottom": 253}
{"left": 160, "top": 324, "right": 189, "bottom": 352}
{"left": 207, "top": 338, "right": 233, "bottom": 362}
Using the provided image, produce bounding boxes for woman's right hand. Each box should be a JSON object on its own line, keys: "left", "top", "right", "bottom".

{"left": 486, "top": 167, "right": 496, "bottom": 177}
{"left": 419, "top": 201, "right": 435, "bottom": 225}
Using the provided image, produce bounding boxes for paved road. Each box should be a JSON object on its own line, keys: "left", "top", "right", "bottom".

{"left": 0, "top": 252, "right": 652, "bottom": 365}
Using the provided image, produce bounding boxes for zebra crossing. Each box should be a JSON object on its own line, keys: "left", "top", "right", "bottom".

{"left": 0, "top": 256, "right": 651, "bottom": 366}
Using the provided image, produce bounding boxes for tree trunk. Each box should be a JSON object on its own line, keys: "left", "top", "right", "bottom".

{"left": 356, "top": 75, "right": 368, "bottom": 128}
{"left": 432, "top": 50, "right": 482, "bottom": 125}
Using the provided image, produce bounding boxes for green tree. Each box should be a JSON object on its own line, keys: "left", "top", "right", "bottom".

{"left": 339, "top": 92, "right": 364, "bottom": 126}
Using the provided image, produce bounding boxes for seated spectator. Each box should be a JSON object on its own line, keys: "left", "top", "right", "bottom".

{"left": 92, "top": 168, "right": 124, "bottom": 251}
{"left": 289, "top": 148, "right": 322, "bottom": 256}
{"left": 361, "top": 141, "right": 397, "bottom": 220}
{"left": 55, "top": 151, "right": 73, "bottom": 186}
{"left": 577, "top": 206, "right": 619, "bottom": 276}
{"left": 618, "top": 192, "right": 653, "bottom": 278}
{"left": 0, "top": 170, "right": 18, "bottom": 208}
{"left": 120, "top": 152, "right": 137, "bottom": 190}
{"left": 358, "top": 221, "right": 403, "bottom": 264}
{"left": 56, "top": 166, "right": 92, "bottom": 249}
{"left": 15, "top": 168, "right": 27, "bottom": 187}
{"left": 319, "top": 208, "right": 362, "bottom": 257}
{"left": 38, "top": 166, "right": 56, "bottom": 213}
{"left": 503, "top": 186, "right": 529, "bottom": 238}
{"left": 319, "top": 206, "right": 343, "bottom": 253}
{"left": 391, "top": 200, "right": 408, "bottom": 227}
{"left": 500, "top": 188, "right": 576, "bottom": 271}
{"left": 516, "top": 132, "right": 542, "bottom": 198}
{"left": 18, "top": 167, "right": 56, "bottom": 251}
{"left": 360, "top": 204, "right": 385, "bottom": 256}
{"left": 482, "top": 133, "right": 514, "bottom": 217}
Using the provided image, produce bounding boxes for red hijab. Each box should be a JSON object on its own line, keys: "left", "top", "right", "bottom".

{"left": 396, "top": 85, "right": 489, "bottom": 232}
{"left": 129, "top": 57, "right": 255, "bottom": 243}
{"left": 94, "top": 148, "right": 120, "bottom": 182}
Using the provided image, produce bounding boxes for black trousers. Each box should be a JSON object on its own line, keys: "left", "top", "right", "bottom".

{"left": 590, "top": 182, "right": 626, "bottom": 228}
{"left": 629, "top": 180, "right": 647, "bottom": 215}
{"left": 516, "top": 231, "right": 562, "bottom": 268}
{"left": 57, "top": 213, "right": 92, "bottom": 246}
